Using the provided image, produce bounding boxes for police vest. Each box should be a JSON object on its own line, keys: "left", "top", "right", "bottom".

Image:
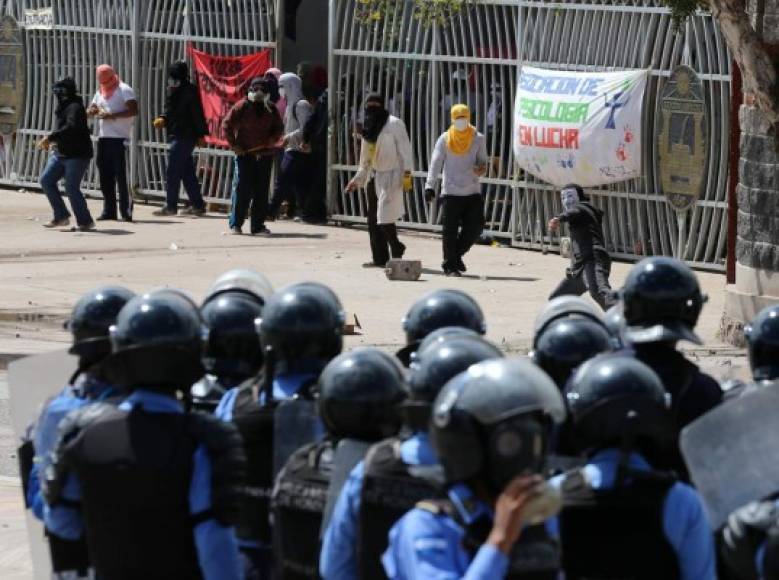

{"left": 49, "top": 403, "right": 245, "bottom": 580}
{"left": 559, "top": 468, "right": 680, "bottom": 580}
{"left": 271, "top": 440, "right": 335, "bottom": 579}
{"left": 417, "top": 498, "right": 560, "bottom": 580}
{"left": 359, "top": 437, "right": 441, "bottom": 580}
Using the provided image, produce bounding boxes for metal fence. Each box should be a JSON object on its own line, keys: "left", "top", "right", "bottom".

{"left": 0, "top": 0, "right": 277, "bottom": 201}
{"left": 329, "top": 0, "right": 732, "bottom": 271}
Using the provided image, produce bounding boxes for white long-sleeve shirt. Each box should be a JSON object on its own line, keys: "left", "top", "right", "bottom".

{"left": 354, "top": 116, "right": 413, "bottom": 187}
{"left": 425, "top": 131, "right": 488, "bottom": 197}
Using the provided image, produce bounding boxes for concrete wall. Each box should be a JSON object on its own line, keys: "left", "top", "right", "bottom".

{"left": 281, "top": 0, "right": 329, "bottom": 72}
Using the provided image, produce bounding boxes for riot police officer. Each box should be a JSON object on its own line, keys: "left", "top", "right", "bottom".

{"left": 555, "top": 354, "right": 715, "bottom": 580}
{"left": 320, "top": 335, "right": 504, "bottom": 580}
{"left": 191, "top": 268, "right": 273, "bottom": 411}
{"left": 620, "top": 257, "right": 722, "bottom": 430}
{"left": 396, "top": 288, "right": 487, "bottom": 366}
{"left": 273, "top": 348, "right": 406, "bottom": 579}
{"left": 43, "top": 289, "right": 247, "bottom": 580}
{"left": 214, "top": 281, "right": 345, "bottom": 577}
{"left": 383, "top": 358, "right": 567, "bottom": 579}
{"left": 604, "top": 303, "right": 627, "bottom": 349}
{"left": 21, "top": 286, "right": 134, "bottom": 578}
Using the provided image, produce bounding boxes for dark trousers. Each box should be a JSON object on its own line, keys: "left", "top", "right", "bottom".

{"left": 229, "top": 154, "right": 273, "bottom": 232}
{"left": 367, "top": 179, "right": 404, "bottom": 266}
{"left": 165, "top": 138, "right": 205, "bottom": 211}
{"left": 269, "top": 150, "right": 313, "bottom": 218}
{"left": 96, "top": 138, "right": 132, "bottom": 218}
{"left": 305, "top": 148, "right": 328, "bottom": 221}
{"left": 550, "top": 252, "right": 615, "bottom": 310}
{"left": 441, "top": 194, "right": 484, "bottom": 270}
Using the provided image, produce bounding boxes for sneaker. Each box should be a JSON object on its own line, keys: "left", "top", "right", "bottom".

{"left": 121, "top": 215, "right": 133, "bottom": 223}
{"left": 362, "top": 261, "right": 386, "bottom": 268}
{"left": 43, "top": 217, "right": 70, "bottom": 228}
{"left": 293, "top": 216, "right": 302, "bottom": 223}
{"left": 181, "top": 206, "right": 206, "bottom": 217}
{"left": 77, "top": 222, "right": 97, "bottom": 232}
{"left": 230, "top": 226, "right": 243, "bottom": 235}
{"left": 252, "top": 226, "right": 272, "bottom": 237}
{"left": 152, "top": 207, "right": 177, "bottom": 217}
{"left": 444, "top": 267, "right": 462, "bottom": 277}
{"left": 456, "top": 257, "right": 467, "bottom": 272}
{"left": 97, "top": 213, "right": 117, "bottom": 221}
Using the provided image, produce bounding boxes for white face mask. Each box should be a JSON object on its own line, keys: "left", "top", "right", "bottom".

{"left": 561, "top": 187, "right": 580, "bottom": 211}
{"left": 248, "top": 91, "right": 258, "bottom": 102}
{"left": 279, "top": 87, "right": 286, "bottom": 98}
{"left": 453, "top": 118, "right": 469, "bottom": 131}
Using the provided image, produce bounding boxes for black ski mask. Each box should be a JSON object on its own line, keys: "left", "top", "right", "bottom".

{"left": 362, "top": 93, "right": 389, "bottom": 144}
{"left": 53, "top": 77, "right": 77, "bottom": 106}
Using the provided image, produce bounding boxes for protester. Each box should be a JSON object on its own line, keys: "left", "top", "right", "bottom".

{"left": 346, "top": 93, "right": 413, "bottom": 268}
{"left": 39, "top": 77, "right": 96, "bottom": 231}
{"left": 556, "top": 354, "right": 716, "bottom": 579}
{"left": 265, "top": 68, "right": 286, "bottom": 118}
{"left": 222, "top": 77, "right": 283, "bottom": 236}
{"left": 424, "top": 104, "right": 488, "bottom": 276}
{"left": 43, "top": 290, "right": 246, "bottom": 580}
{"left": 548, "top": 184, "right": 615, "bottom": 310}
{"left": 86, "top": 65, "right": 138, "bottom": 222}
{"left": 268, "top": 73, "right": 314, "bottom": 221}
{"left": 382, "top": 358, "right": 566, "bottom": 578}
{"left": 152, "top": 61, "right": 208, "bottom": 217}
{"left": 301, "top": 87, "right": 329, "bottom": 223}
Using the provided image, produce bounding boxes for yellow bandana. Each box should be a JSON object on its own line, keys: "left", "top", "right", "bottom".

{"left": 446, "top": 104, "right": 476, "bottom": 155}
{"left": 367, "top": 142, "right": 378, "bottom": 168}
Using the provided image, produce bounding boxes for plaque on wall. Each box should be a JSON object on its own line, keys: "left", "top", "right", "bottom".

{"left": 0, "top": 15, "right": 24, "bottom": 135}
{"left": 656, "top": 65, "right": 708, "bottom": 213}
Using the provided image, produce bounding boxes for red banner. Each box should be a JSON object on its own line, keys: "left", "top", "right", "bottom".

{"left": 188, "top": 46, "right": 273, "bottom": 147}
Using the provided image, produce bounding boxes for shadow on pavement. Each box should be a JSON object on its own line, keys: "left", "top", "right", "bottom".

{"left": 62, "top": 229, "right": 134, "bottom": 236}
{"left": 421, "top": 268, "right": 539, "bottom": 282}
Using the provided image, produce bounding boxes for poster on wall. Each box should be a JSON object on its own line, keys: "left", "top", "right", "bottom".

{"left": 189, "top": 46, "right": 273, "bottom": 147}
{"left": 513, "top": 66, "right": 648, "bottom": 187}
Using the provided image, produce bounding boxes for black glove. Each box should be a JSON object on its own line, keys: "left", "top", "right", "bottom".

{"left": 722, "top": 501, "right": 779, "bottom": 580}
{"left": 425, "top": 188, "right": 436, "bottom": 203}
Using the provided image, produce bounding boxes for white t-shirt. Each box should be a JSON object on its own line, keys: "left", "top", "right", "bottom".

{"left": 91, "top": 82, "right": 137, "bottom": 140}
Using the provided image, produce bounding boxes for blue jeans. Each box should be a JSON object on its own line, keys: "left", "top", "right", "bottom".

{"left": 165, "top": 138, "right": 205, "bottom": 211}
{"left": 229, "top": 154, "right": 273, "bottom": 231}
{"left": 40, "top": 154, "right": 93, "bottom": 225}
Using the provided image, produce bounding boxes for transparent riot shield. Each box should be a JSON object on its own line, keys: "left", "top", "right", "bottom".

{"left": 680, "top": 384, "right": 779, "bottom": 529}
{"left": 272, "top": 399, "right": 322, "bottom": 478}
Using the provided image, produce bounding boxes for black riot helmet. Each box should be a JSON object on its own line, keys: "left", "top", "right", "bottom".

{"left": 604, "top": 303, "right": 627, "bottom": 349}
{"left": 67, "top": 286, "right": 136, "bottom": 367}
{"left": 318, "top": 348, "right": 406, "bottom": 441}
{"left": 204, "top": 268, "right": 273, "bottom": 307}
{"left": 533, "top": 295, "right": 606, "bottom": 349}
{"left": 565, "top": 354, "right": 673, "bottom": 458}
{"left": 532, "top": 317, "right": 612, "bottom": 389}
{"left": 620, "top": 257, "right": 707, "bottom": 345}
{"left": 53, "top": 76, "right": 78, "bottom": 98}
{"left": 201, "top": 291, "right": 264, "bottom": 381}
{"left": 406, "top": 336, "right": 504, "bottom": 431}
{"left": 399, "top": 289, "right": 486, "bottom": 366}
{"left": 431, "top": 358, "right": 566, "bottom": 494}
{"left": 107, "top": 290, "right": 205, "bottom": 391}
{"left": 258, "top": 282, "right": 345, "bottom": 375}
{"left": 412, "top": 326, "right": 482, "bottom": 363}
{"left": 744, "top": 305, "right": 779, "bottom": 381}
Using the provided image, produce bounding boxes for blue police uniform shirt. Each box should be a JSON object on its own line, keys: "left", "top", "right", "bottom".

{"left": 45, "top": 389, "right": 243, "bottom": 580}
{"left": 382, "top": 482, "right": 511, "bottom": 579}
{"left": 548, "top": 448, "right": 716, "bottom": 580}
{"left": 214, "top": 371, "right": 320, "bottom": 551}
{"left": 29, "top": 376, "right": 118, "bottom": 521}
{"left": 320, "top": 431, "right": 438, "bottom": 580}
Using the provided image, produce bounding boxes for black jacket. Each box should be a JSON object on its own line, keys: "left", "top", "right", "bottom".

{"left": 164, "top": 82, "right": 208, "bottom": 141}
{"left": 303, "top": 89, "right": 328, "bottom": 151}
{"left": 49, "top": 97, "right": 93, "bottom": 159}
{"left": 558, "top": 201, "right": 607, "bottom": 272}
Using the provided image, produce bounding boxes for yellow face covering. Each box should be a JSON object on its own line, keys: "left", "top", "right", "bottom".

{"left": 446, "top": 104, "right": 476, "bottom": 155}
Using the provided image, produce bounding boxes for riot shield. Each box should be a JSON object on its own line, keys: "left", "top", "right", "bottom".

{"left": 320, "top": 438, "right": 372, "bottom": 537}
{"left": 680, "top": 384, "right": 779, "bottom": 529}
{"left": 273, "top": 399, "right": 323, "bottom": 477}
{"left": 8, "top": 349, "right": 79, "bottom": 580}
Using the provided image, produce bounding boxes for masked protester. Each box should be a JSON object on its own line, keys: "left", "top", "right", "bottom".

{"left": 548, "top": 184, "right": 615, "bottom": 310}
{"left": 222, "top": 77, "right": 283, "bottom": 236}
{"left": 425, "top": 104, "right": 488, "bottom": 276}
{"left": 346, "top": 93, "right": 414, "bottom": 268}
{"left": 86, "top": 65, "right": 138, "bottom": 222}
{"left": 152, "top": 61, "right": 209, "bottom": 217}
{"left": 39, "top": 77, "right": 96, "bottom": 231}
{"left": 268, "top": 73, "right": 315, "bottom": 221}
{"left": 265, "top": 68, "right": 286, "bottom": 118}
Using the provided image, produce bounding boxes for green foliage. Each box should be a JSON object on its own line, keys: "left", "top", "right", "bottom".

{"left": 660, "top": 0, "right": 706, "bottom": 30}
{"left": 355, "top": 0, "right": 472, "bottom": 27}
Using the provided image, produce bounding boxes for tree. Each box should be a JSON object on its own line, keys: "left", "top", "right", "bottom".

{"left": 663, "top": 0, "right": 778, "bottom": 123}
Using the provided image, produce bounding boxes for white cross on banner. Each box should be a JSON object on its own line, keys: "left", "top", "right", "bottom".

{"left": 513, "top": 66, "right": 648, "bottom": 187}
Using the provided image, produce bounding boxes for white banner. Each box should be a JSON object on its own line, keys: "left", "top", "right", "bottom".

{"left": 513, "top": 66, "right": 648, "bottom": 187}
{"left": 24, "top": 8, "right": 54, "bottom": 30}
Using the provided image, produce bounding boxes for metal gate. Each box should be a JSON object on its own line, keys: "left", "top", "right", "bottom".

{"left": 1, "top": 0, "right": 277, "bottom": 202}
{"left": 329, "top": 0, "right": 732, "bottom": 271}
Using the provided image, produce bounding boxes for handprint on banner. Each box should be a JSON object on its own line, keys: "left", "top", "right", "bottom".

{"left": 557, "top": 153, "right": 575, "bottom": 169}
